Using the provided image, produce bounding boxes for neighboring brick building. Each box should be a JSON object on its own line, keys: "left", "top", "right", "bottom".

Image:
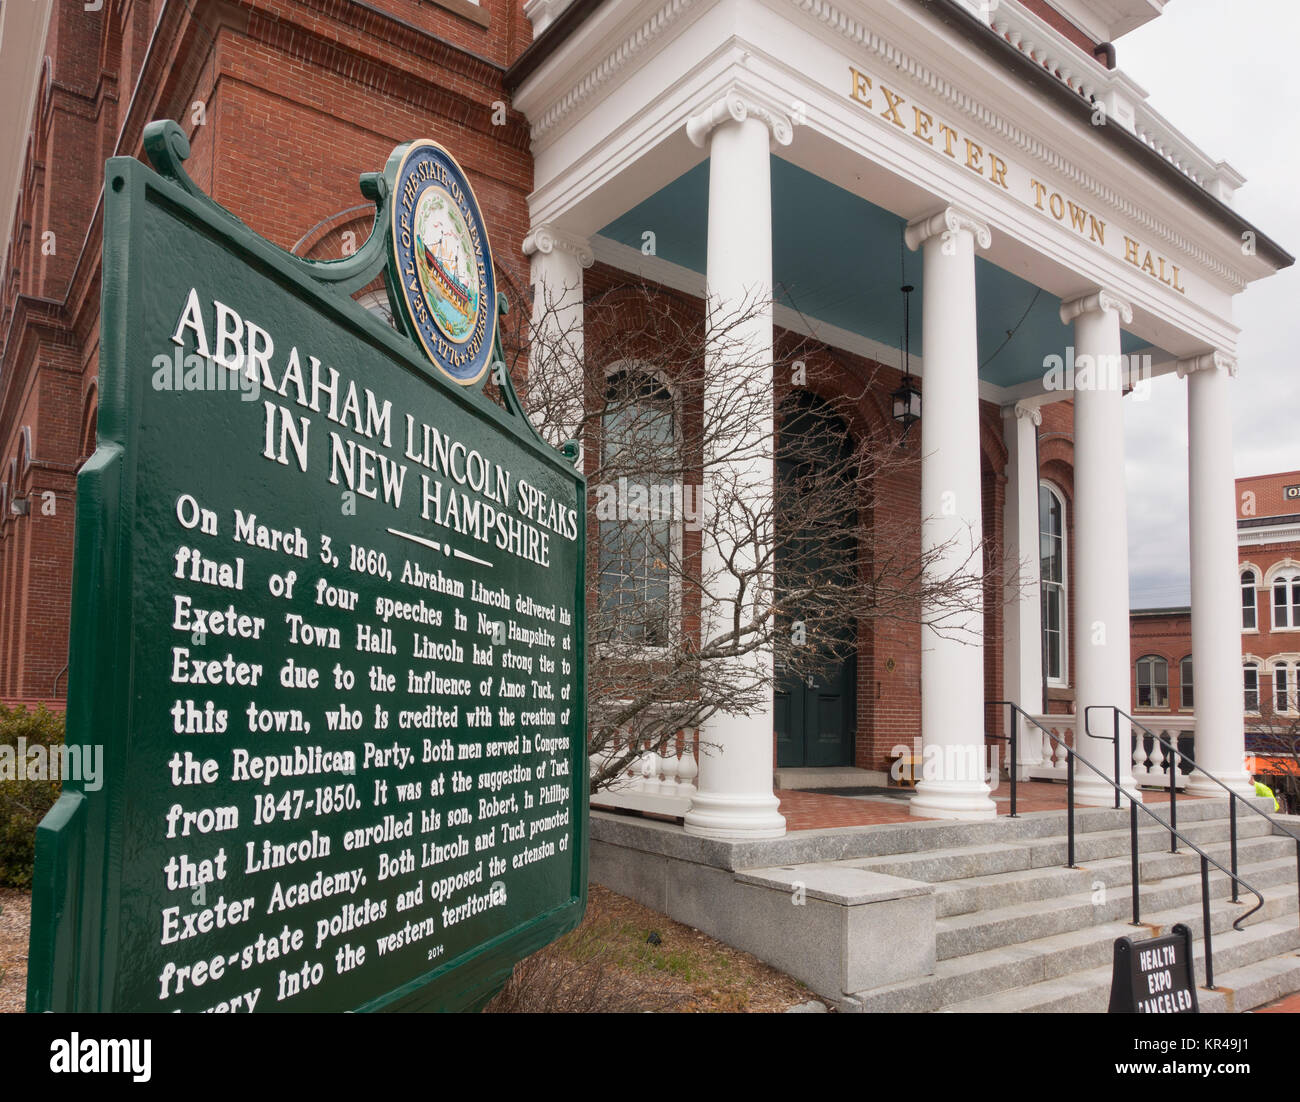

{"left": 1129, "top": 471, "right": 1300, "bottom": 778}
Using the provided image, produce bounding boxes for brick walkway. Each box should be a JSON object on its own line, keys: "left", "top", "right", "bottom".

{"left": 776, "top": 779, "right": 1196, "bottom": 831}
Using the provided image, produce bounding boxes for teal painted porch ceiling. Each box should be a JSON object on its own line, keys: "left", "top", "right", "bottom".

{"left": 599, "top": 158, "right": 1147, "bottom": 389}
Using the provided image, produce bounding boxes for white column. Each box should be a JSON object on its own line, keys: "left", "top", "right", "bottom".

{"left": 522, "top": 225, "right": 593, "bottom": 449}
{"left": 1179, "top": 351, "right": 1253, "bottom": 796}
{"left": 1002, "top": 401, "right": 1045, "bottom": 775}
{"left": 1060, "top": 290, "right": 1140, "bottom": 804}
{"left": 682, "top": 89, "right": 791, "bottom": 839}
{"left": 905, "top": 206, "right": 996, "bottom": 821}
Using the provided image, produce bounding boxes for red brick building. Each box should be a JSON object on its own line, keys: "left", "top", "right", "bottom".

{"left": 1129, "top": 471, "right": 1300, "bottom": 783}
{"left": 0, "top": 0, "right": 536, "bottom": 706}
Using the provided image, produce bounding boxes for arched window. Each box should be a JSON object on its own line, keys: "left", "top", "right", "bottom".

{"left": 1039, "top": 483, "right": 1067, "bottom": 686}
{"left": 595, "top": 367, "right": 676, "bottom": 647}
{"left": 1244, "top": 661, "right": 1261, "bottom": 714}
{"left": 354, "top": 289, "right": 396, "bottom": 329}
{"left": 1179, "top": 655, "right": 1193, "bottom": 710}
{"left": 1242, "top": 569, "right": 1258, "bottom": 631}
{"left": 1272, "top": 569, "right": 1300, "bottom": 630}
{"left": 1136, "top": 655, "right": 1169, "bottom": 709}
{"left": 1271, "top": 659, "right": 1299, "bottom": 715}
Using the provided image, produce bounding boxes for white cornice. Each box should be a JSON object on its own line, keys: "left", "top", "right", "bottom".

{"left": 526, "top": 0, "right": 703, "bottom": 143}
{"left": 783, "top": 0, "right": 1251, "bottom": 290}
{"left": 518, "top": 0, "right": 1254, "bottom": 291}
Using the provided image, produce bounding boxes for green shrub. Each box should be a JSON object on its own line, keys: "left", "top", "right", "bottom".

{"left": 0, "top": 704, "right": 66, "bottom": 889}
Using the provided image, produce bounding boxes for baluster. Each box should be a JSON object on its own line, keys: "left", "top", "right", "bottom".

{"left": 658, "top": 739, "right": 679, "bottom": 795}
{"left": 637, "top": 742, "right": 656, "bottom": 792}
{"left": 1132, "top": 734, "right": 1150, "bottom": 784}
{"left": 1054, "top": 725, "right": 1072, "bottom": 772}
{"left": 678, "top": 729, "right": 699, "bottom": 797}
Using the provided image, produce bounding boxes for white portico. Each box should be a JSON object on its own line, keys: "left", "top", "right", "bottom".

{"left": 509, "top": 0, "right": 1291, "bottom": 835}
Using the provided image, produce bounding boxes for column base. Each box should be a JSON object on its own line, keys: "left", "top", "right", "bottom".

{"left": 909, "top": 779, "right": 997, "bottom": 820}
{"left": 1186, "top": 772, "right": 1255, "bottom": 800}
{"left": 1073, "top": 776, "right": 1143, "bottom": 807}
{"left": 683, "top": 791, "right": 787, "bottom": 839}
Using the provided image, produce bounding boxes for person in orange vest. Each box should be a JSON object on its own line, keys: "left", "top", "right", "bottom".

{"left": 1254, "top": 780, "right": 1281, "bottom": 812}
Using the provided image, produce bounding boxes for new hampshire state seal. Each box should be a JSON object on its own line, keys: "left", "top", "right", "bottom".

{"left": 390, "top": 141, "right": 497, "bottom": 386}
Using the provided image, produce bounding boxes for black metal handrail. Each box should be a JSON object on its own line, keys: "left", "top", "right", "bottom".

{"left": 995, "top": 701, "right": 1265, "bottom": 989}
{"left": 1092, "top": 704, "right": 1300, "bottom": 925}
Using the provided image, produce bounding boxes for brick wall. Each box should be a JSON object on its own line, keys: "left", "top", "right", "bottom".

{"left": 0, "top": 0, "right": 534, "bottom": 701}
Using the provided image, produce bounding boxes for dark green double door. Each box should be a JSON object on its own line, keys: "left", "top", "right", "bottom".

{"left": 776, "top": 655, "right": 856, "bottom": 767}
{"left": 773, "top": 393, "right": 857, "bottom": 769}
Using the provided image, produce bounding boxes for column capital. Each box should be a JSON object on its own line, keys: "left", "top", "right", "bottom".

{"left": 1059, "top": 289, "right": 1132, "bottom": 326}
{"left": 522, "top": 224, "right": 594, "bottom": 268}
{"left": 904, "top": 205, "right": 992, "bottom": 252}
{"left": 685, "top": 86, "right": 794, "bottom": 149}
{"left": 1009, "top": 400, "right": 1042, "bottom": 427}
{"left": 1176, "top": 350, "right": 1237, "bottom": 379}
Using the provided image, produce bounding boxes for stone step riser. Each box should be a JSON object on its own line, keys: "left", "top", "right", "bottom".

{"left": 936, "top": 859, "right": 1299, "bottom": 960}
{"left": 857, "top": 817, "right": 1276, "bottom": 884}
{"left": 945, "top": 924, "right": 1300, "bottom": 1014}
{"left": 799, "top": 798, "right": 1271, "bottom": 865}
{"left": 849, "top": 901, "right": 1300, "bottom": 1014}
{"left": 936, "top": 837, "right": 1297, "bottom": 917}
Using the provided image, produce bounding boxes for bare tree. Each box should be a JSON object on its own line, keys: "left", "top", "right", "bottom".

{"left": 512, "top": 275, "right": 1004, "bottom": 792}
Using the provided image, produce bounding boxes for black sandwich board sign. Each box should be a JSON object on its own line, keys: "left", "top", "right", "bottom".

{"left": 26, "top": 121, "right": 587, "bottom": 1012}
{"left": 1108, "top": 924, "right": 1200, "bottom": 1014}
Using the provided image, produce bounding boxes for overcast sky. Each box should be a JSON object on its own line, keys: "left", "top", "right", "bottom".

{"left": 1117, "top": 0, "right": 1300, "bottom": 609}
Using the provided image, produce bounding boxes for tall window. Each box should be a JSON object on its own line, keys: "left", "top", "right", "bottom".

{"left": 1242, "top": 569, "right": 1258, "bottom": 631}
{"left": 1136, "top": 655, "right": 1169, "bottom": 709}
{"left": 1273, "top": 570, "right": 1300, "bottom": 630}
{"left": 1244, "top": 662, "right": 1261, "bottom": 714}
{"left": 1275, "top": 664, "right": 1293, "bottom": 714}
{"left": 1039, "top": 483, "right": 1067, "bottom": 685}
{"left": 1179, "top": 655, "right": 1193, "bottom": 710}
{"left": 597, "top": 368, "right": 675, "bottom": 646}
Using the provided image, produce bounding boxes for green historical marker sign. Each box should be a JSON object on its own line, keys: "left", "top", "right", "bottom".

{"left": 26, "top": 121, "right": 587, "bottom": 1012}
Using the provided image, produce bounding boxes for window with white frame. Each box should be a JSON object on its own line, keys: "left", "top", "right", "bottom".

{"left": 1273, "top": 570, "right": 1300, "bottom": 630}
{"left": 1242, "top": 569, "right": 1258, "bottom": 631}
{"left": 1275, "top": 663, "right": 1293, "bottom": 714}
{"left": 1039, "top": 483, "right": 1067, "bottom": 685}
{"left": 1244, "top": 661, "right": 1261, "bottom": 714}
{"left": 1136, "top": 655, "right": 1169, "bottom": 709}
{"left": 1179, "top": 655, "right": 1193, "bottom": 710}
{"left": 596, "top": 367, "right": 676, "bottom": 647}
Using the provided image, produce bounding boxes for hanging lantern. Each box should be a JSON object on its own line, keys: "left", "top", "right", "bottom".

{"left": 891, "top": 283, "right": 920, "bottom": 434}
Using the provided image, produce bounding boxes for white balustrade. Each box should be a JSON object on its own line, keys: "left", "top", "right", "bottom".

{"left": 1131, "top": 716, "right": 1197, "bottom": 791}
{"left": 1027, "top": 714, "right": 1076, "bottom": 782}
{"left": 589, "top": 727, "right": 699, "bottom": 819}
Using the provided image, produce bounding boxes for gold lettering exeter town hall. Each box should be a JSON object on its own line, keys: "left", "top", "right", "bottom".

{"left": 847, "top": 66, "right": 1187, "bottom": 296}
